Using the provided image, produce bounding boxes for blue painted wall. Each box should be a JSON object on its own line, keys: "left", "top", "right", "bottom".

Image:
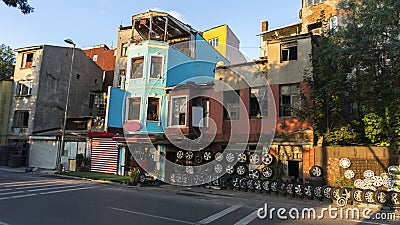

{"left": 107, "top": 87, "right": 126, "bottom": 128}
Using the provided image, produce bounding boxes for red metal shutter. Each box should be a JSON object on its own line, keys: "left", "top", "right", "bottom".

{"left": 90, "top": 138, "right": 118, "bottom": 174}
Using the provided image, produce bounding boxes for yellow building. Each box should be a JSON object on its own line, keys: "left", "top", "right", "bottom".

{"left": 202, "top": 24, "right": 246, "bottom": 64}
{"left": 0, "top": 76, "right": 13, "bottom": 145}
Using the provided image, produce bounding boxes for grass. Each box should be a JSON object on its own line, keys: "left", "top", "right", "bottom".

{"left": 60, "top": 171, "right": 130, "bottom": 184}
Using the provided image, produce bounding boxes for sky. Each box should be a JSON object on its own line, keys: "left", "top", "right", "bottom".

{"left": 0, "top": 0, "right": 302, "bottom": 60}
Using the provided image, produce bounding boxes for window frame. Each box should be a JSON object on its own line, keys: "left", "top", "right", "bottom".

{"left": 170, "top": 95, "right": 188, "bottom": 127}
{"left": 21, "top": 52, "right": 34, "bottom": 68}
{"left": 149, "top": 55, "right": 164, "bottom": 79}
{"left": 146, "top": 97, "right": 160, "bottom": 122}
{"left": 130, "top": 56, "right": 145, "bottom": 79}
{"left": 279, "top": 83, "right": 301, "bottom": 118}
{"left": 249, "top": 87, "right": 268, "bottom": 119}
{"left": 127, "top": 97, "right": 142, "bottom": 121}
{"left": 15, "top": 81, "right": 32, "bottom": 97}
{"left": 13, "top": 110, "right": 29, "bottom": 128}
{"left": 281, "top": 43, "right": 298, "bottom": 62}
{"left": 121, "top": 42, "right": 128, "bottom": 57}
{"left": 208, "top": 38, "right": 219, "bottom": 47}
{"left": 223, "top": 90, "right": 240, "bottom": 121}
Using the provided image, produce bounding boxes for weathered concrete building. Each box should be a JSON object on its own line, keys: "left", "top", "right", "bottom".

{"left": 8, "top": 45, "right": 103, "bottom": 169}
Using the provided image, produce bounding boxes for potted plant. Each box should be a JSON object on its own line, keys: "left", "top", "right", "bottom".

{"left": 129, "top": 167, "right": 140, "bottom": 185}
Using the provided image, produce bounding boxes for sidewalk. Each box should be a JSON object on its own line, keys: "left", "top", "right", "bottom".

{"left": 0, "top": 166, "right": 56, "bottom": 175}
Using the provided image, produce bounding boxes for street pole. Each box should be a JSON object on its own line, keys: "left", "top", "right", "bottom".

{"left": 56, "top": 39, "right": 76, "bottom": 170}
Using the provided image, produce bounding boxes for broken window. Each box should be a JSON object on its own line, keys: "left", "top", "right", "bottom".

{"left": 329, "top": 16, "right": 338, "bottom": 31}
{"left": 281, "top": 42, "right": 298, "bottom": 62}
{"left": 13, "top": 110, "right": 29, "bottom": 127}
{"left": 208, "top": 38, "right": 219, "bottom": 47}
{"left": 150, "top": 56, "right": 163, "bottom": 79}
{"left": 250, "top": 87, "right": 268, "bottom": 118}
{"left": 223, "top": 90, "right": 240, "bottom": 120}
{"left": 147, "top": 97, "right": 159, "bottom": 121}
{"left": 131, "top": 56, "right": 144, "bottom": 79}
{"left": 16, "top": 81, "right": 32, "bottom": 96}
{"left": 128, "top": 97, "right": 141, "bottom": 120}
{"left": 21, "top": 52, "right": 34, "bottom": 68}
{"left": 170, "top": 96, "right": 187, "bottom": 126}
{"left": 280, "top": 83, "right": 300, "bottom": 117}
{"left": 121, "top": 43, "right": 128, "bottom": 57}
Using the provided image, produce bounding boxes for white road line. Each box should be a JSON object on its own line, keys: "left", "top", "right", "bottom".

{"left": 0, "top": 193, "right": 38, "bottom": 201}
{"left": 197, "top": 204, "right": 242, "bottom": 224}
{"left": 233, "top": 210, "right": 258, "bottom": 225}
{"left": 26, "top": 184, "right": 84, "bottom": 192}
{"left": 39, "top": 186, "right": 96, "bottom": 194}
{"left": 0, "top": 188, "right": 13, "bottom": 192}
{"left": 349, "top": 220, "right": 389, "bottom": 225}
{"left": 109, "top": 207, "right": 197, "bottom": 225}
{"left": 0, "top": 179, "right": 56, "bottom": 186}
{"left": 3, "top": 180, "right": 70, "bottom": 188}
{"left": 0, "top": 221, "right": 10, "bottom": 225}
{"left": 0, "top": 191, "right": 25, "bottom": 196}
{"left": 15, "top": 182, "right": 78, "bottom": 190}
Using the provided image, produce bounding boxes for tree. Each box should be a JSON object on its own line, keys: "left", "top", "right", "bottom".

{"left": 304, "top": 0, "right": 400, "bottom": 150}
{"left": 0, "top": 44, "right": 15, "bottom": 79}
{"left": 2, "top": 0, "right": 33, "bottom": 14}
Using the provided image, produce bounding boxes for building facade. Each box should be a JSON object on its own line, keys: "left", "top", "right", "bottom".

{"left": 8, "top": 45, "right": 103, "bottom": 169}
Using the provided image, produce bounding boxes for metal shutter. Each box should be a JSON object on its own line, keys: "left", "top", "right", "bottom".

{"left": 90, "top": 138, "right": 118, "bottom": 174}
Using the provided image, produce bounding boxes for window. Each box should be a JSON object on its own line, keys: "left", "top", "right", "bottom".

{"left": 93, "top": 55, "right": 98, "bottom": 61}
{"left": 330, "top": 16, "right": 338, "bottom": 31}
{"left": 13, "top": 111, "right": 29, "bottom": 127}
{"left": 307, "top": 0, "right": 325, "bottom": 6}
{"left": 121, "top": 43, "right": 128, "bottom": 57}
{"left": 147, "top": 97, "right": 159, "bottom": 121}
{"left": 223, "top": 90, "right": 240, "bottom": 120}
{"left": 150, "top": 56, "right": 163, "bottom": 79}
{"left": 16, "top": 81, "right": 32, "bottom": 96}
{"left": 128, "top": 97, "right": 141, "bottom": 120}
{"left": 21, "top": 52, "right": 34, "bottom": 68}
{"left": 250, "top": 87, "right": 268, "bottom": 118}
{"left": 130, "top": 57, "right": 144, "bottom": 79}
{"left": 171, "top": 96, "right": 187, "bottom": 126}
{"left": 280, "top": 84, "right": 300, "bottom": 117}
{"left": 208, "top": 38, "right": 219, "bottom": 47}
{"left": 281, "top": 42, "right": 298, "bottom": 62}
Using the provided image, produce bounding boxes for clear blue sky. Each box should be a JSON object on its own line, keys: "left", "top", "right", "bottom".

{"left": 0, "top": 0, "right": 301, "bottom": 59}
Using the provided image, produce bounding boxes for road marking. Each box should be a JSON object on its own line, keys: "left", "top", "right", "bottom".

{"left": 39, "top": 186, "right": 96, "bottom": 194}
{"left": 233, "top": 210, "right": 258, "bottom": 225}
{"left": 0, "top": 191, "right": 24, "bottom": 196}
{"left": 15, "top": 182, "right": 79, "bottom": 190}
{"left": 3, "top": 180, "right": 71, "bottom": 188}
{"left": 0, "top": 193, "right": 38, "bottom": 201}
{"left": 109, "top": 207, "right": 197, "bottom": 225}
{"left": 0, "top": 179, "right": 57, "bottom": 186}
{"left": 0, "top": 221, "right": 10, "bottom": 225}
{"left": 27, "top": 184, "right": 85, "bottom": 192}
{"left": 197, "top": 204, "right": 242, "bottom": 224}
{"left": 0, "top": 188, "right": 13, "bottom": 192}
{"left": 349, "top": 220, "right": 389, "bottom": 225}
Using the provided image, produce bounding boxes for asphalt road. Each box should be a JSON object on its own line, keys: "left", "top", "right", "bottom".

{"left": 0, "top": 170, "right": 398, "bottom": 225}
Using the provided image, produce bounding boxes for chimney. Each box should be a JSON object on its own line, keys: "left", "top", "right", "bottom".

{"left": 262, "top": 21, "right": 269, "bottom": 32}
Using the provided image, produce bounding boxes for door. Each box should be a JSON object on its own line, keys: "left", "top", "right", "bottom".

{"left": 288, "top": 160, "right": 300, "bottom": 179}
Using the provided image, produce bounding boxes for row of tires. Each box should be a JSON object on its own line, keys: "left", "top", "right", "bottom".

{"left": 176, "top": 151, "right": 275, "bottom": 165}
{"left": 209, "top": 177, "right": 400, "bottom": 206}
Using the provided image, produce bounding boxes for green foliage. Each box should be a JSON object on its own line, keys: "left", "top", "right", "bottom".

{"left": 0, "top": 44, "right": 15, "bottom": 79}
{"left": 2, "top": 0, "right": 33, "bottom": 14}
{"left": 302, "top": 0, "right": 400, "bottom": 151}
{"left": 324, "top": 124, "right": 359, "bottom": 145}
{"left": 335, "top": 176, "right": 355, "bottom": 188}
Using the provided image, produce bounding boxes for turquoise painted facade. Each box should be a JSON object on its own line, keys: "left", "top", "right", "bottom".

{"left": 123, "top": 36, "right": 227, "bottom": 135}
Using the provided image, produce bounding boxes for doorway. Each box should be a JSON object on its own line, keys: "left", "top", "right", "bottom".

{"left": 288, "top": 160, "right": 300, "bottom": 179}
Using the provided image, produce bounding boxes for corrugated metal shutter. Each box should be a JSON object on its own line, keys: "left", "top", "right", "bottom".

{"left": 90, "top": 138, "right": 118, "bottom": 174}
